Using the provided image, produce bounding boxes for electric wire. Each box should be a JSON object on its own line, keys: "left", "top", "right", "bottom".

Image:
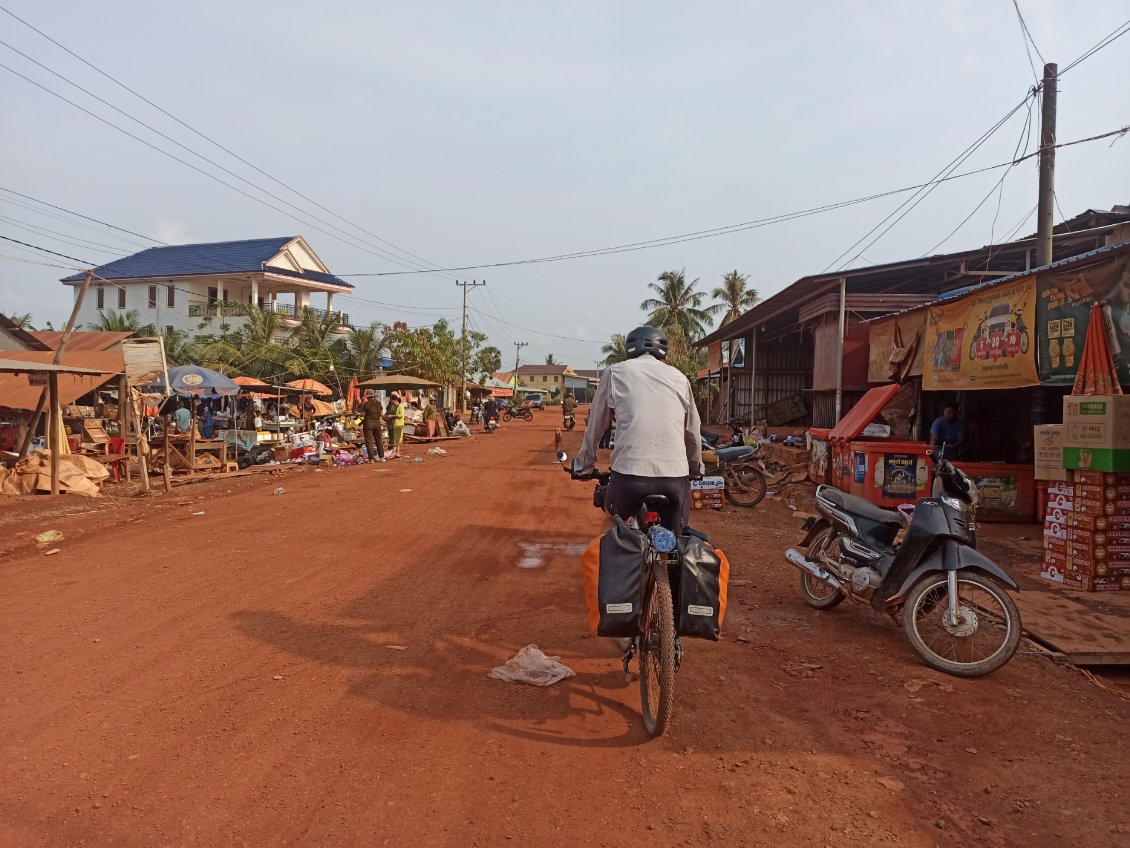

{"left": 1012, "top": 0, "right": 1046, "bottom": 82}
{"left": 0, "top": 184, "right": 166, "bottom": 245}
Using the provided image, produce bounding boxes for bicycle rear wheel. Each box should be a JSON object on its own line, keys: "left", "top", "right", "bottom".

{"left": 638, "top": 563, "right": 676, "bottom": 737}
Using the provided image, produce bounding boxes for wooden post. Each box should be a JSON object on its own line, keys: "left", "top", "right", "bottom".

{"left": 118, "top": 374, "right": 131, "bottom": 482}
{"left": 129, "top": 390, "right": 150, "bottom": 494}
{"left": 18, "top": 269, "right": 94, "bottom": 458}
{"left": 188, "top": 397, "right": 196, "bottom": 476}
{"left": 48, "top": 372, "right": 60, "bottom": 495}
{"left": 834, "top": 277, "right": 847, "bottom": 423}
{"left": 163, "top": 427, "right": 172, "bottom": 492}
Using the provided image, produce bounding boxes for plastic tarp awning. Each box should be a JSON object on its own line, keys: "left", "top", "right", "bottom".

{"left": 828, "top": 383, "right": 901, "bottom": 441}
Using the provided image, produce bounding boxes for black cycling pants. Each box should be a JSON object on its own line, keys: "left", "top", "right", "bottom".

{"left": 604, "top": 472, "right": 689, "bottom": 534}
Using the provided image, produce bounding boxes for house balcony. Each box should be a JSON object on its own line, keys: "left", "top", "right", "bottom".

{"left": 188, "top": 302, "right": 350, "bottom": 325}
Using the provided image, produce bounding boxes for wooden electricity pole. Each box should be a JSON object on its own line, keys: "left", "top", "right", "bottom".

{"left": 456, "top": 279, "right": 485, "bottom": 413}
{"left": 1036, "top": 62, "right": 1058, "bottom": 267}
{"left": 18, "top": 269, "right": 94, "bottom": 458}
{"left": 512, "top": 341, "right": 528, "bottom": 394}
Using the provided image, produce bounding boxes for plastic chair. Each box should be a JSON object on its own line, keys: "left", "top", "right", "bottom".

{"left": 104, "top": 438, "right": 127, "bottom": 482}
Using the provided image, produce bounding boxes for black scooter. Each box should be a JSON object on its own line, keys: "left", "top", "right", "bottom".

{"left": 784, "top": 448, "right": 1021, "bottom": 677}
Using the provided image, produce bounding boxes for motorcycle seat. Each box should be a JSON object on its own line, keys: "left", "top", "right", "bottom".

{"left": 716, "top": 445, "right": 755, "bottom": 462}
{"left": 817, "top": 485, "right": 904, "bottom": 527}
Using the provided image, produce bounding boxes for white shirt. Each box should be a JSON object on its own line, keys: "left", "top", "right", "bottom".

{"left": 575, "top": 355, "right": 704, "bottom": 478}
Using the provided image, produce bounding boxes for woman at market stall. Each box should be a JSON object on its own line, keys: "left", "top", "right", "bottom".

{"left": 385, "top": 392, "right": 405, "bottom": 459}
{"left": 422, "top": 395, "right": 440, "bottom": 438}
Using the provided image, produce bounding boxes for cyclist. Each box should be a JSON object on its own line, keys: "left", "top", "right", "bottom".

{"left": 574, "top": 325, "right": 704, "bottom": 533}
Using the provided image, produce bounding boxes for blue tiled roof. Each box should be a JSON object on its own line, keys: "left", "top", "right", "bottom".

{"left": 262, "top": 265, "right": 353, "bottom": 289}
{"left": 59, "top": 237, "right": 350, "bottom": 289}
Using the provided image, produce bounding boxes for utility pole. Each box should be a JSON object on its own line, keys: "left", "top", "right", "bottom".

{"left": 456, "top": 279, "right": 485, "bottom": 413}
{"left": 1036, "top": 62, "right": 1058, "bottom": 267}
{"left": 513, "top": 341, "right": 528, "bottom": 397}
{"left": 18, "top": 269, "right": 94, "bottom": 458}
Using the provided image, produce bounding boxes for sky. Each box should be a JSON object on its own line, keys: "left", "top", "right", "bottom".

{"left": 0, "top": 1, "right": 1127, "bottom": 368}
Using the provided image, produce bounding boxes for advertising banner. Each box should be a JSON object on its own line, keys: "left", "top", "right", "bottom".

{"left": 923, "top": 277, "right": 1039, "bottom": 390}
{"left": 1037, "top": 253, "right": 1130, "bottom": 385}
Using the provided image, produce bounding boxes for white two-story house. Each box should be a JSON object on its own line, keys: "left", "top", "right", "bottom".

{"left": 60, "top": 236, "right": 352, "bottom": 339}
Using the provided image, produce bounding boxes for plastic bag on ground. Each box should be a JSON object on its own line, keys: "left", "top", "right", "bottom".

{"left": 427, "top": 447, "right": 447, "bottom": 456}
{"left": 489, "top": 644, "right": 575, "bottom": 687}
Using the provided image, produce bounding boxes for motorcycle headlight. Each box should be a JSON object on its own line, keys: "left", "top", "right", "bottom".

{"left": 941, "top": 495, "right": 963, "bottom": 511}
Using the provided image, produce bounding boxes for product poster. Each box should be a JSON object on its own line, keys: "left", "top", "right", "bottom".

{"left": 922, "top": 277, "right": 1040, "bottom": 390}
{"left": 852, "top": 451, "right": 866, "bottom": 484}
{"left": 969, "top": 474, "right": 1019, "bottom": 513}
{"left": 880, "top": 453, "right": 919, "bottom": 499}
{"left": 1037, "top": 254, "right": 1130, "bottom": 385}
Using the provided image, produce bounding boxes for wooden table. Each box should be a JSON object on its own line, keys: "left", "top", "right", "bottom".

{"left": 151, "top": 435, "right": 228, "bottom": 474}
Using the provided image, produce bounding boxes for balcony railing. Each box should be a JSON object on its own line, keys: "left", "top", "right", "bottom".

{"left": 188, "top": 302, "right": 349, "bottom": 325}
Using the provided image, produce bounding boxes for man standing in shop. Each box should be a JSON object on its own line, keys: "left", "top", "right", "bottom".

{"left": 360, "top": 390, "right": 386, "bottom": 463}
{"left": 929, "top": 402, "right": 968, "bottom": 460}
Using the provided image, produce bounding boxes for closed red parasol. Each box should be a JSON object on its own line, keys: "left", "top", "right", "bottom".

{"left": 1072, "top": 302, "right": 1123, "bottom": 396}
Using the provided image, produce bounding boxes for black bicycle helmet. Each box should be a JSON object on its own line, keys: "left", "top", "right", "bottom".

{"left": 625, "top": 325, "right": 669, "bottom": 360}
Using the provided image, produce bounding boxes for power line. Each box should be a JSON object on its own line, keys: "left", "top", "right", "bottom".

{"left": 1012, "top": 0, "right": 1046, "bottom": 82}
{"left": 0, "top": 4, "right": 461, "bottom": 280}
{"left": 0, "top": 45, "right": 459, "bottom": 280}
{"left": 0, "top": 184, "right": 166, "bottom": 245}
{"left": 0, "top": 212, "right": 128, "bottom": 255}
{"left": 1060, "top": 16, "right": 1130, "bottom": 75}
{"left": 0, "top": 192, "right": 155, "bottom": 251}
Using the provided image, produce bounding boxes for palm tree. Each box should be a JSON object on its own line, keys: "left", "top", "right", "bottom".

{"left": 710, "top": 270, "right": 760, "bottom": 326}
{"left": 287, "top": 307, "right": 347, "bottom": 394}
{"left": 4, "top": 312, "right": 34, "bottom": 329}
{"left": 344, "top": 322, "right": 386, "bottom": 379}
{"left": 640, "top": 269, "right": 714, "bottom": 340}
{"left": 600, "top": 333, "right": 628, "bottom": 367}
{"left": 545, "top": 353, "right": 558, "bottom": 365}
{"left": 92, "top": 309, "right": 142, "bottom": 332}
{"left": 237, "top": 304, "right": 291, "bottom": 378}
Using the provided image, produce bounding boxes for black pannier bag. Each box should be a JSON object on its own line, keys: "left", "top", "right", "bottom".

{"left": 596, "top": 517, "right": 646, "bottom": 637}
{"left": 675, "top": 535, "right": 730, "bottom": 640}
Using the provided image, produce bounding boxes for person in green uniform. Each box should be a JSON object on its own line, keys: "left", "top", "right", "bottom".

{"left": 385, "top": 392, "right": 405, "bottom": 459}
{"left": 360, "top": 390, "right": 386, "bottom": 462}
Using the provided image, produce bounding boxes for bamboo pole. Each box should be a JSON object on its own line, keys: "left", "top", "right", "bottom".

{"left": 48, "top": 372, "right": 60, "bottom": 495}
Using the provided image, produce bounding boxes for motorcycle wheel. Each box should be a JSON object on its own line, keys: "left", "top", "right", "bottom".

{"left": 800, "top": 528, "right": 846, "bottom": 610}
{"left": 723, "top": 464, "right": 767, "bottom": 507}
{"left": 522, "top": 410, "right": 533, "bottom": 422}
{"left": 638, "top": 564, "right": 676, "bottom": 737}
{"left": 902, "top": 571, "right": 1021, "bottom": 678}
{"left": 502, "top": 411, "right": 512, "bottom": 422}
{"left": 1020, "top": 330, "right": 1030, "bottom": 355}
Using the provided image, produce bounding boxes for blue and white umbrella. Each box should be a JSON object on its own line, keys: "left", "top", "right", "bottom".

{"left": 146, "top": 364, "right": 240, "bottom": 397}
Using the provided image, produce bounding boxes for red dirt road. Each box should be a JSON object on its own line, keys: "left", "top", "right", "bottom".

{"left": 2, "top": 415, "right": 1128, "bottom": 847}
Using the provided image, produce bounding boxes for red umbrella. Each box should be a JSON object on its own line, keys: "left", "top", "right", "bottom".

{"left": 348, "top": 375, "right": 361, "bottom": 409}
{"left": 1072, "top": 302, "right": 1123, "bottom": 396}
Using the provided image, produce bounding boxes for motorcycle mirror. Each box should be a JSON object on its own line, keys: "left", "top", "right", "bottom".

{"left": 556, "top": 450, "right": 568, "bottom": 464}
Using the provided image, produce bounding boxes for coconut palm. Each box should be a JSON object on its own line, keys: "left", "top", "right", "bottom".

{"left": 4, "top": 312, "right": 34, "bottom": 329}
{"left": 600, "top": 333, "right": 628, "bottom": 367}
{"left": 92, "top": 309, "right": 142, "bottom": 332}
{"left": 710, "top": 270, "right": 760, "bottom": 326}
{"left": 640, "top": 269, "right": 714, "bottom": 340}
{"left": 236, "top": 304, "right": 291, "bottom": 378}
{"left": 344, "top": 322, "right": 386, "bottom": 379}
{"left": 545, "top": 353, "right": 558, "bottom": 365}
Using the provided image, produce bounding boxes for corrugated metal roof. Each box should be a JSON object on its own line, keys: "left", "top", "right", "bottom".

{"left": 31, "top": 331, "right": 134, "bottom": 352}
{"left": 698, "top": 217, "right": 1130, "bottom": 347}
{"left": 60, "top": 237, "right": 296, "bottom": 282}
{"left": 0, "top": 359, "right": 108, "bottom": 375}
{"left": 0, "top": 350, "right": 123, "bottom": 411}
{"left": 0, "top": 314, "right": 51, "bottom": 350}
{"left": 874, "top": 240, "right": 1130, "bottom": 322}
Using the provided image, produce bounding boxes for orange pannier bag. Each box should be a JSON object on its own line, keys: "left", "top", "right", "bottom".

{"left": 581, "top": 535, "right": 601, "bottom": 633}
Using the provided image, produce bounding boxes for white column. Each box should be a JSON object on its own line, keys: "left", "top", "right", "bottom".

{"left": 296, "top": 290, "right": 309, "bottom": 311}
{"left": 250, "top": 277, "right": 259, "bottom": 306}
{"left": 326, "top": 291, "right": 334, "bottom": 316}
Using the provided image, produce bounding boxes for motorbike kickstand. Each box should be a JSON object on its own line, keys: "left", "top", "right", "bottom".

{"left": 621, "top": 639, "right": 637, "bottom": 675}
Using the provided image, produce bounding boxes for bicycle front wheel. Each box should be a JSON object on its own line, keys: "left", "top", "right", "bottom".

{"left": 638, "top": 563, "right": 676, "bottom": 737}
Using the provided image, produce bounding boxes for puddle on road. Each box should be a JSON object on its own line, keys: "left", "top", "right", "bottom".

{"left": 516, "top": 542, "right": 588, "bottom": 569}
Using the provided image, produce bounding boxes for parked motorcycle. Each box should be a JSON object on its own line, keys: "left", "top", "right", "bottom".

{"left": 702, "top": 417, "right": 748, "bottom": 448}
{"left": 784, "top": 448, "right": 1021, "bottom": 677}
{"left": 701, "top": 437, "right": 767, "bottom": 508}
{"left": 503, "top": 406, "right": 533, "bottom": 422}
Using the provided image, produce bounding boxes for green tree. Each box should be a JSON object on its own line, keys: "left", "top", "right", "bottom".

{"left": 663, "top": 322, "right": 707, "bottom": 384}
{"left": 3, "top": 312, "right": 34, "bottom": 329}
{"left": 640, "top": 269, "right": 714, "bottom": 340}
{"left": 93, "top": 309, "right": 142, "bottom": 332}
{"left": 473, "top": 345, "right": 503, "bottom": 384}
{"left": 710, "top": 270, "right": 760, "bottom": 326}
{"left": 600, "top": 333, "right": 628, "bottom": 367}
{"left": 285, "top": 308, "right": 348, "bottom": 393}
{"left": 544, "top": 353, "right": 557, "bottom": 365}
{"left": 344, "top": 322, "right": 388, "bottom": 379}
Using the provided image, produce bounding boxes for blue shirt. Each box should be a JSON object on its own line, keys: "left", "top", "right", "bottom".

{"left": 173, "top": 407, "right": 192, "bottom": 432}
{"left": 930, "top": 416, "right": 967, "bottom": 450}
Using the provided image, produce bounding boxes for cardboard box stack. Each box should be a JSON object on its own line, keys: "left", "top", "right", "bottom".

{"left": 1062, "top": 395, "right": 1130, "bottom": 472}
{"left": 1040, "top": 481, "right": 1071, "bottom": 584}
